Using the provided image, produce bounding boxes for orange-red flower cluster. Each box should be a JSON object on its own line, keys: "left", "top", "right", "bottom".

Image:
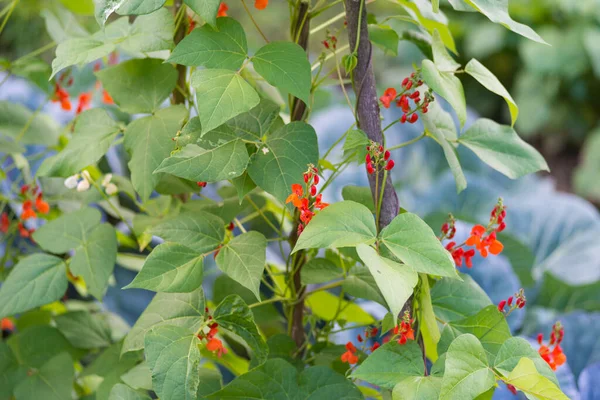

{"left": 322, "top": 33, "right": 338, "bottom": 50}
{"left": 0, "top": 212, "right": 9, "bottom": 234}
{"left": 217, "top": 2, "right": 228, "bottom": 17}
{"left": 465, "top": 225, "right": 503, "bottom": 257}
{"left": 365, "top": 142, "right": 395, "bottom": 175}
{"left": 393, "top": 319, "right": 414, "bottom": 345}
{"left": 341, "top": 341, "right": 359, "bottom": 364}
{"left": 198, "top": 308, "right": 228, "bottom": 358}
{"left": 286, "top": 165, "right": 328, "bottom": 236}
{"left": 15, "top": 185, "right": 50, "bottom": 238}
{"left": 497, "top": 288, "right": 526, "bottom": 313}
{"left": 379, "top": 72, "right": 433, "bottom": 124}
{"left": 537, "top": 322, "right": 566, "bottom": 371}
{"left": 187, "top": 14, "right": 197, "bottom": 34}
{"left": 255, "top": 0, "right": 268, "bottom": 9}
{"left": 1, "top": 318, "right": 14, "bottom": 332}
{"left": 52, "top": 83, "right": 72, "bottom": 111}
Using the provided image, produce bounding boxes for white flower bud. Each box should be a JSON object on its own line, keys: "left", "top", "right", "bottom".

{"left": 81, "top": 170, "right": 92, "bottom": 182}
{"left": 64, "top": 175, "right": 79, "bottom": 189}
{"left": 76, "top": 179, "right": 90, "bottom": 192}
{"left": 105, "top": 183, "right": 118, "bottom": 195}
{"left": 101, "top": 173, "right": 113, "bottom": 187}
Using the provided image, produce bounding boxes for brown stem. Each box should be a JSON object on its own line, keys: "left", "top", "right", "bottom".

{"left": 290, "top": 0, "right": 311, "bottom": 352}
{"left": 344, "top": 0, "right": 422, "bottom": 352}
{"left": 172, "top": 0, "right": 187, "bottom": 105}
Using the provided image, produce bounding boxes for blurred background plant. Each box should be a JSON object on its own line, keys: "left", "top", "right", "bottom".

{"left": 1, "top": 0, "right": 599, "bottom": 399}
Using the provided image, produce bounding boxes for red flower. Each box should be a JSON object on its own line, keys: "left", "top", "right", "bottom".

{"left": 394, "top": 320, "right": 414, "bottom": 345}
{"left": 21, "top": 201, "right": 36, "bottom": 220}
{"left": 1, "top": 212, "right": 9, "bottom": 233}
{"left": 35, "top": 194, "right": 50, "bottom": 214}
{"left": 357, "top": 334, "right": 363, "bottom": 342}
{"left": 102, "top": 90, "right": 114, "bottom": 105}
{"left": 255, "top": 0, "right": 268, "bottom": 9}
{"left": 76, "top": 92, "right": 92, "bottom": 114}
{"left": 379, "top": 88, "right": 396, "bottom": 109}
{"left": 314, "top": 194, "right": 329, "bottom": 210}
{"left": 187, "top": 15, "right": 197, "bottom": 34}
{"left": 370, "top": 342, "right": 380, "bottom": 352}
{"left": 217, "top": 2, "right": 228, "bottom": 17}
{"left": 384, "top": 160, "right": 395, "bottom": 171}
{"left": 507, "top": 384, "right": 517, "bottom": 395}
{"left": 497, "top": 300, "right": 507, "bottom": 312}
{"left": 197, "top": 181, "right": 207, "bottom": 188}
{"left": 341, "top": 341, "right": 359, "bottom": 364}
{"left": 52, "top": 83, "right": 72, "bottom": 111}
{"left": 206, "top": 337, "right": 228, "bottom": 357}
{"left": 366, "top": 163, "right": 375, "bottom": 174}
{"left": 17, "top": 222, "right": 30, "bottom": 238}
{"left": 408, "top": 113, "right": 419, "bottom": 124}
{"left": 397, "top": 95, "right": 409, "bottom": 112}
{"left": 0, "top": 318, "right": 14, "bottom": 331}
{"left": 466, "top": 225, "right": 503, "bottom": 257}
{"left": 285, "top": 184, "right": 304, "bottom": 208}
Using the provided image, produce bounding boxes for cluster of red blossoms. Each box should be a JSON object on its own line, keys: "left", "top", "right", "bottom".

{"left": 393, "top": 311, "right": 415, "bottom": 345}
{"left": 1, "top": 318, "right": 14, "bottom": 332}
{"left": 322, "top": 32, "right": 338, "bottom": 50}
{"left": 497, "top": 288, "right": 526, "bottom": 313}
{"left": 379, "top": 72, "right": 434, "bottom": 124}
{"left": 537, "top": 322, "right": 567, "bottom": 371}
{"left": 197, "top": 307, "right": 228, "bottom": 357}
{"left": 443, "top": 200, "right": 506, "bottom": 268}
{"left": 286, "top": 165, "right": 329, "bottom": 236}
{"left": 341, "top": 327, "right": 381, "bottom": 365}
{"left": 215, "top": 0, "right": 267, "bottom": 19}
{"left": 365, "top": 142, "right": 395, "bottom": 174}
{"left": 1, "top": 184, "right": 51, "bottom": 238}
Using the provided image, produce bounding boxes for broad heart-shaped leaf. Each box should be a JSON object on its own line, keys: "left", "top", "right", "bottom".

{"left": 117, "top": 0, "right": 165, "bottom": 15}
{"left": 419, "top": 274, "right": 441, "bottom": 357}
{"left": 379, "top": 212, "right": 458, "bottom": 278}
{"left": 215, "top": 231, "right": 266, "bottom": 301}
{"left": 343, "top": 264, "right": 387, "bottom": 307}
{"left": 120, "top": 363, "right": 153, "bottom": 391}
{"left": 461, "top": 0, "right": 547, "bottom": 44}
{"left": 421, "top": 59, "right": 467, "bottom": 128}
{"left": 0, "top": 341, "right": 27, "bottom": 400}
{"left": 125, "top": 243, "right": 204, "bottom": 293}
{"left": 37, "top": 108, "right": 121, "bottom": 177}
{"left": 191, "top": 69, "right": 259, "bottom": 134}
{"left": 356, "top": 244, "right": 418, "bottom": 320}
{"left": 422, "top": 101, "right": 466, "bottom": 193}
{"left": 184, "top": 0, "right": 220, "bottom": 28}
{"left": 431, "top": 29, "right": 460, "bottom": 71}
{"left": 306, "top": 291, "right": 375, "bottom": 325}
{"left": 438, "top": 305, "right": 511, "bottom": 363}
{"left": 51, "top": 37, "right": 115, "bottom": 78}
{"left": 431, "top": 274, "right": 492, "bottom": 323}
{"left": 154, "top": 139, "right": 249, "bottom": 183}
{"left": 396, "top": 0, "right": 456, "bottom": 53}
{"left": 293, "top": 201, "right": 377, "bottom": 252}
{"left": 458, "top": 118, "right": 549, "bottom": 179}
{"left": 14, "top": 353, "right": 74, "bottom": 400}
{"left": 209, "top": 358, "right": 363, "bottom": 399}
{"left": 369, "top": 24, "right": 399, "bottom": 56}
{"left": 54, "top": 310, "right": 112, "bottom": 349}
{"left": 465, "top": 59, "right": 518, "bottom": 126}
{"left": 124, "top": 105, "right": 187, "bottom": 201}
{"left": 0, "top": 101, "right": 59, "bottom": 146}
{"left": 95, "top": 0, "right": 126, "bottom": 25}
{"left": 0, "top": 254, "right": 67, "bottom": 319}
{"left": 70, "top": 223, "right": 118, "bottom": 299}
{"left": 122, "top": 288, "right": 205, "bottom": 354}
{"left": 33, "top": 207, "right": 101, "bottom": 253}
{"left": 96, "top": 58, "right": 178, "bottom": 114}
{"left": 7, "top": 325, "right": 78, "bottom": 370}
{"left": 213, "top": 295, "right": 268, "bottom": 365}
{"left": 144, "top": 325, "right": 201, "bottom": 400}
{"left": 151, "top": 211, "right": 225, "bottom": 254}
{"left": 494, "top": 337, "right": 558, "bottom": 386}
{"left": 301, "top": 258, "right": 343, "bottom": 285}
{"left": 120, "top": 8, "right": 174, "bottom": 54}
{"left": 167, "top": 17, "right": 247, "bottom": 70}
{"left": 252, "top": 41, "right": 311, "bottom": 104}
{"left": 227, "top": 98, "right": 281, "bottom": 140}
{"left": 439, "top": 334, "right": 495, "bottom": 400}
{"left": 109, "top": 383, "right": 152, "bottom": 400}
{"left": 247, "top": 121, "right": 318, "bottom": 203}
{"left": 503, "top": 358, "right": 568, "bottom": 400}
{"left": 351, "top": 342, "right": 424, "bottom": 389}
{"left": 392, "top": 376, "right": 442, "bottom": 400}
{"left": 536, "top": 271, "right": 600, "bottom": 312}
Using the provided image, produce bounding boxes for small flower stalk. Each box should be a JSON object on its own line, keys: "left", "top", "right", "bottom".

{"left": 497, "top": 288, "right": 526, "bottom": 314}
{"left": 365, "top": 142, "right": 395, "bottom": 176}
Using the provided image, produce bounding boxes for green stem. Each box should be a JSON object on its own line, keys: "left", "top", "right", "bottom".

{"left": 353, "top": 0, "right": 365, "bottom": 54}
{"left": 0, "top": 0, "right": 19, "bottom": 36}
{"left": 15, "top": 95, "right": 49, "bottom": 142}
{"left": 249, "top": 296, "right": 286, "bottom": 309}
{"left": 387, "top": 132, "right": 426, "bottom": 151}
{"left": 310, "top": 9, "right": 345, "bottom": 35}
{"left": 311, "top": 44, "right": 350, "bottom": 71}
{"left": 12, "top": 41, "right": 56, "bottom": 64}
{"left": 245, "top": 196, "right": 280, "bottom": 234}
{"left": 310, "top": 0, "right": 343, "bottom": 18}
{"left": 241, "top": 0, "right": 269, "bottom": 43}
{"left": 376, "top": 170, "right": 387, "bottom": 232}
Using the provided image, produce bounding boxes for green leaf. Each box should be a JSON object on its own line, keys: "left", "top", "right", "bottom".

{"left": 422, "top": 100, "right": 466, "bottom": 193}
{"left": 209, "top": 359, "right": 363, "bottom": 399}
{"left": 117, "top": 0, "right": 166, "bottom": 15}
{"left": 215, "top": 232, "right": 266, "bottom": 301}
{"left": 343, "top": 264, "right": 386, "bottom": 307}
{"left": 95, "top": 0, "right": 126, "bottom": 25}
{"left": 252, "top": 41, "right": 311, "bottom": 104}
{"left": 494, "top": 337, "right": 558, "bottom": 386}
{"left": 458, "top": 118, "right": 549, "bottom": 179}
{"left": 461, "top": 0, "right": 547, "bottom": 44}
{"left": 0, "top": 137, "right": 25, "bottom": 154}
{"left": 392, "top": 376, "right": 442, "bottom": 400}
{"left": 125, "top": 243, "right": 204, "bottom": 293}
{"left": 0, "top": 101, "right": 59, "bottom": 146}
{"left": 154, "top": 140, "right": 249, "bottom": 183}
{"left": 231, "top": 172, "right": 256, "bottom": 202}
{"left": 503, "top": 358, "right": 568, "bottom": 400}
{"left": 213, "top": 295, "right": 268, "bottom": 365}
{"left": 37, "top": 108, "right": 121, "bottom": 177}
{"left": 96, "top": 58, "right": 178, "bottom": 114}
{"left": 379, "top": 212, "right": 457, "bottom": 278}
{"left": 0, "top": 254, "right": 67, "bottom": 319}
{"left": 369, "top": 25, "right": 399, "bottom": 56}
{"left": 431, "top": 274, "right": 492, "bottom": 322}
{"left": 120, "top": 363, "right": 153, "bottom": 391}
{"left": 421, "top": 59, "right": 467, "bottom": 127}
{"left": 59, "top": 0, "right": 95, "bottom": 15}
{"left": 184, "top": 0, "right": 220, "bottom": 29}
{"left": 438, "top": 305, "right": 511, "bottom": 362}
{"left": 227, "top": 98, "right": 281, "bottom": 140}
{"left": 109, "top": 383, "right": 152, "bottom": 400}
{"left": 465, "top": 59, "right": 518, "bottom": 126}
{"left": 247, "top": 121, "right": 318, "bottom": 203}
{"left": 41, "top": 4, "right": 89, "bottom": 44}
{"left": 7, "top": 325, "right": 77, "bottom": 370}
{"left": 69, "top": 223, "right": 118, "bottom": 299}
{"left": 418, "top": 274, "right": 441, "bottom": 349}
{"left": 397, "top": 0, "right": 456, "bottom": 53}
{"left": 55, "top": 311, "right": 112, "bottom": 349}
{"left": 119, "top": 8, "right": 174, "bottom": 54}
{"left": 341, "top": 185, "right": 374, "bottom": 212}
{"left": 306, "top": 291, "right": 375, "bottom": 325}
{"left": 342, "top": 130, "right": 369, "bottom": 164}
{"left": 145, "top": 325, "right": 202, "bottom": 400}
{"left": 356, "top": 244, "right": 418, "bottom": 320}
{"left": 81, "top": 340, "right": 142, "bottom": 378}
{"left": 500, "top": 234, "right": 535, "bottom": 287}
{"left": 439, "top": 334, "right": 495, "bottom": 400}
{"left": 167, "top": 17, "right": 247, "bottom": 70}
{"left": 14, "top": 353, "right": 74, "bottom": 400}
{"left": 124, "top": 105, "right": 187, "bottom": 201}
{"left": 191, "top": 69, "right": 259, "bottom": 134}
{"left": 431, "top": 29, "right": 460, "bottom": 71}
{"left": 33, "top": 207, "right": 101, "bottom": 253}
{"left": 122, "top": 288, "right": 205, "bottom": 354}
{"left": 151, "top": 211, "right": 224, "bottom": 254}
{"left": 351, "top": 342, "right": 424, "bottom": 389}
{"left": 51, "top": 37, "right": 115, "bottom": 78}
{"left": 294, "top": 201, "right": 377, "bottom": 252}
{"left": 301, "top": 258, "right": 343, "bottom": 285}
{"left": 0, "top": 342, "right": 27, "bottom": 400}
{"left": 536, "top": 271, "right": 600, "bottom": 312}
{"left": 574, "top": 128, "right": 600, "bottom": 202}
